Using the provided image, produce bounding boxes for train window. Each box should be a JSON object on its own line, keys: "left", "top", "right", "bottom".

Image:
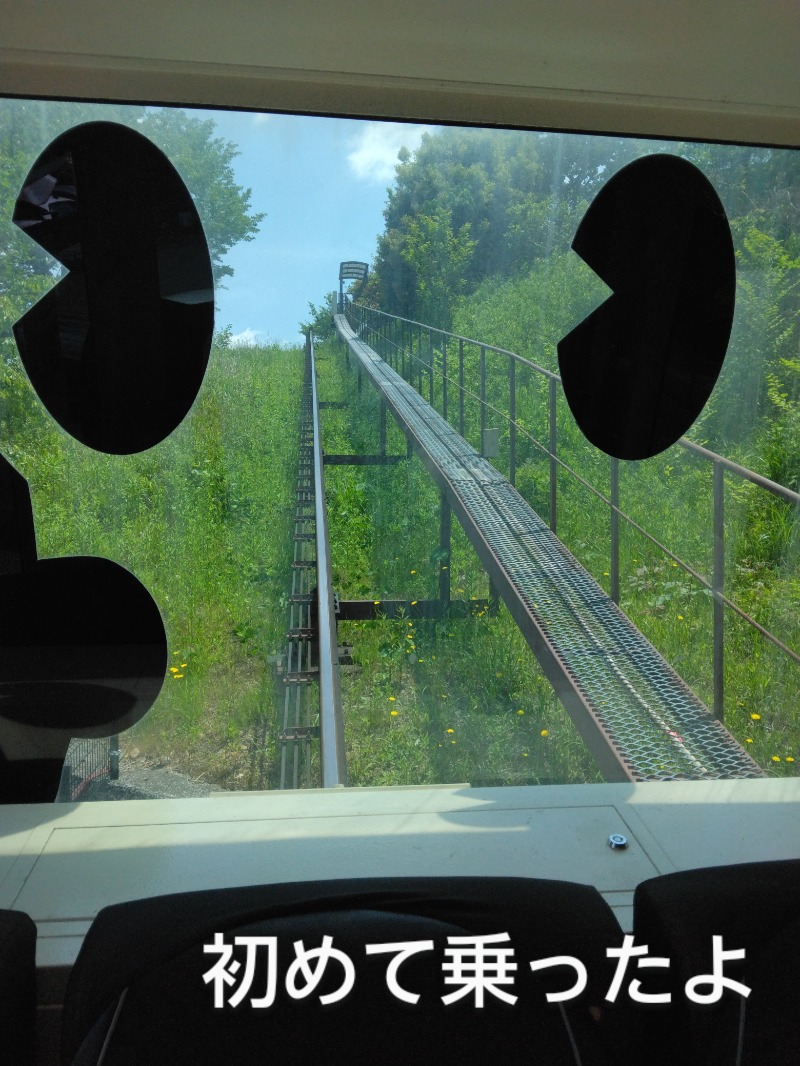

{"left": 0, "top": 97, "right": 797, "bottom": 801}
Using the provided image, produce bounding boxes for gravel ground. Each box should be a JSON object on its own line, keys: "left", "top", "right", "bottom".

{"left": 83, "top": 763, "right": 229, "bottom": 800}
{"left": 59, "top": 740, "right": 230, "bottom": 801}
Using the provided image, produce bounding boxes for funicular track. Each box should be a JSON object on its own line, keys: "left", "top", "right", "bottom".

{"left": 279, "top": 335, "right": 346, "bottom": 789}
{"left": 334, "top": 311, "right": 764, "bottom": 784}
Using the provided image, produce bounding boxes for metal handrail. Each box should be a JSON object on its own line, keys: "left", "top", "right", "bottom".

{"left": 308, "top": 331, "right": 347, "bottom": 786}
{"left": 349, "top": 301, "right": 800, "bottom": 720}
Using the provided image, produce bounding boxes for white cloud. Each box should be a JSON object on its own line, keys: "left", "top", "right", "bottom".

{"left": 347, "top": 122, "right": 434, "bottom": 183}
{"left": 252, "top": 113, "right": 272, "bottom": 126}
{"left": 230, "top": 328, "right": 262, "bottom": 347}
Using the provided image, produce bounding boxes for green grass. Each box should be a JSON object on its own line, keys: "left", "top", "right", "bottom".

{"left": 1, "top": 336, "right": 304, "bottom": 787}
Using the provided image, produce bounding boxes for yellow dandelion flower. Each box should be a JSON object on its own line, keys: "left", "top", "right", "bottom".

{"left": 410, "top": 570, "right": 416, "bottom": 575}
{"left": 751, "top": 713, "right": 761, "bottom": 721}
{"left": 451, "top": 740, "right": 456, "bottom": 745}
{"left": 388, "top": 696, "right": 396, "bottom": 701}
{"left": 390, "top": 710, "right": 399, "bottom": 717}
{"left": 517, "top": 710, "right": 524, "bottom": 715}
{"left": 540, "top": 729, "right": 549, "bottom": 737}
{"left": 170, "top": 667, "right": 179, "bottom": 674}
{"left": 373, "top": 600, "right": 380, "bottom": 605}
{"left": 522, "top": 752, "right": 529, "bottom": 757}
{"left": 746, "top": 738, "right": 753, "bottom": 743}
{"left": 772, "top": 756, "right": 781, "bottom": 762}
{"left": 180, "top": 663, "right": 187, "bottom": 668}
{"left": 174, "top": 673, "right": 184, "bottom": 679}
{"left": 411, "top": 600, "right": 417, "bottom": 606}
{"left": 677, "top": 615, "right": 684, "bottom": 621}
{"left": 446, "top": 728, "right": 454, "bottom": 734}
{"left": 441, "top": 694, "right": 447, "bottom": 699}
{"left": 787, "top": 757, "right": 795, "bottom": 763}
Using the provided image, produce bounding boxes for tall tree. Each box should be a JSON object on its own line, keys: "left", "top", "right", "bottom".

{"left": 371, "top": 126, "right": 651, "bottom": 324}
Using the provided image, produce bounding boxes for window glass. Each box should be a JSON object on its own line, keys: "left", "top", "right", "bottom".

{"left": 0, "top": 99, "right": 797, "bottom": 799}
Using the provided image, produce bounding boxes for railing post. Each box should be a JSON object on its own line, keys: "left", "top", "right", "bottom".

{"left": 713, "top": 461, "right": 725, "bottom": 720}
{"left": 109, "top": 734, "right": 120, "bottom": 780}
{"left": 610, "top": 458, "right": 620, "bottom": 604}
{"left": 480, "top": 345, "right": 486, "bottom": 446}
{"left": 420, "top": 324, "right": 426, "bottom": 396}
{"left": 509, "top": 355, "right": 516, "bottom": 486}
{"left": 459, "top": 339, "right": 465, "bottom": 436}
{"left": 442, "top": 337, "right": 448, "bottom": 423}
{"left": 549, "top": 377, "right": 558, "bottom": 534}
{"left": 439, "top": 493, "right": 451, "bottom": 609}
{"left": 429, "top": 329, "right": 434, "bottom": 405}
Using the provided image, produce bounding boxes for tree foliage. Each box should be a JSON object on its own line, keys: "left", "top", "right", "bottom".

{"left": 370, "top": 127, "right": 648, "bottom": 328}
{"left": 301, "top": 293, "right": 338, "bottom": 342}
{"left": 0, "top": 99, "right": 264, "bottom": 338}
{"left": 366, "top": 125, "right": 799, "bottom": 456}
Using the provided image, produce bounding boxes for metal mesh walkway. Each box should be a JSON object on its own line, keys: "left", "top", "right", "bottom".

{"left": 335, "top": 313, "right": 763, "bottom": 783}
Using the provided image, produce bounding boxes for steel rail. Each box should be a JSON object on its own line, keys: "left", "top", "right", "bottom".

{"left": 308, "top": 332, "right": 347, "bottom": 787}
{"left": 351, "top": 301, "right": 800, "bottom": 715}
{"left": 281, "top": 353, "right": 316, "bottom": 790}
{"left": 354, "top": 302, "right": 800, "bottom": 506}
{"left": 354, "top": 303, "right": 561, "bottom": 381}
{"left": 418, "top": 391, "right": 800, "bottom": 670}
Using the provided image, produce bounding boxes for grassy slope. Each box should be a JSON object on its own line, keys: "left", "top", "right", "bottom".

{"left": 2, "top": 339, "right": 304, "bottom": 788}
{"left": 4, "top": 324, "right": 793, "bottom": 790}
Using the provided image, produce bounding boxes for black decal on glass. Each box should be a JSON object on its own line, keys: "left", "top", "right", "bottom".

{"left": 558, "top": 154, "right": 735, "bottom": 460}
{"left": 0, "top": 556, "right": 166, "bottom": 732}
{"left": 0, "top": 456, "right": 166, "bottom": 802}
{"left": 0, "top": 454, "right": 37, "bottom": 575}
{"left": 12, "top": 121, "right": 214, "bottom": 454}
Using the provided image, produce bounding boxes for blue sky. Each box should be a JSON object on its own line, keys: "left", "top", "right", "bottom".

{"left": 202, "top": 111, "right": 434, "bottom": 347}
